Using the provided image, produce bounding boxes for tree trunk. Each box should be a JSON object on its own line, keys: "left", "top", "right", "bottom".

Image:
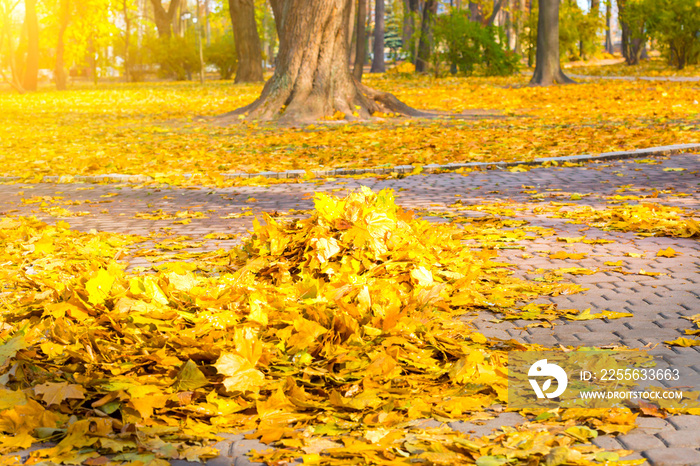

{"left": 485, "top": 0, "right": 505, "bottom": 26}
{"left": 55, "top": 0, "right": 71, "bottom": 91}
{"left": 513, "top": 0, "right": 525, "bottom": 55}
{"left": 0, "top": 1, "right": 25, "bottom": 93}
{"left": 370, "top": 0, "right": 385, "bottom": 72}
{"left": 415, "top": 0, "right": 437, "bottom": 73}
{"left": 403, "top": 0, "right": 420, "bottom": 63}
{"left": 469, "top": 0, "right": 482, "bottom": 22}
{"left": 604, "top": 0, "right": 613, "bottom": 54}
{"left": 149, "top": 0, "right": 181, "bottom": 38}
{"left": 229, "top": 0, "right": 264, "bottom": 82}
{"left": 22, "top": 0, "right": 39, "bottom": 91}
{"left": 618, "top": 0, "right": 643, "bottom": 65}
{"left": 269, "top": 0, "right": 284, "bottom": 40}
{"left": 222, "top": 0, "right": 422, "bottom": 124}
{"left": 347, "top": 0, "right": 356, "bottom": 63}
{"left": 529, "top": 0, "right": 575, "bottom": 85}
{"left": 353, "top": 0, "right": 368, "bottom": 80}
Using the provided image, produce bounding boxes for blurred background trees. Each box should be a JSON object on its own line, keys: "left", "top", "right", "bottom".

{"left": 0, "top": 0, "right": 696, "bottom": 91}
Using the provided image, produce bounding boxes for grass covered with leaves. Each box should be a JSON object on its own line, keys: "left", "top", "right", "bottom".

{"left": 0, "top": 74, "right": 698, "bottom": 187}
{"left": 6, "top": 188, "right": 699, "bottom": 465}
{"left": 567, "top": 58, "right": 700, "bottom": 78}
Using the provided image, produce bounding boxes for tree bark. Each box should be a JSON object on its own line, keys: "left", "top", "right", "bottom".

{"left": 469, "top": 0, "right": 482, "bottom": 22}
{"left": 513, "top": 0, "right": 525, "bottom": 55}
{"left": 0, "top": 0, "right": 25, "bottom": 93}
{"left": 22, "top": 0, "right": 39, "bottom": 91}
{"left": 370, "top": 0, "right": 385, "bottom": 72}
{"left": 353, "top": 0, "right": 368, "bottom": 80}
{"left": 149, "top": 0, "right": 181, "bottom": 38}
{"left": 229, "top": 0, "right": 264, "bottom": 82}
{"left": 269, "top": 0, "right": 284, "bottom": 40}
{"left": 604, "top": 0, "right": 613, "bottom": 54}
{"left": 403, "top": 0, "right": 420, "bottom": 63}
{"left": 485, "top": 0, "right": 505, "bottom": 26}
{"left": 222, "top": 0, "right": 422, "bottom": 124}
{"left": 54, "top": 0, "right": 71, "bottom": 90}
{"left": 122, "top": 0, "right": 132, "bottom": 82}
{"left": 415, "top": 0, "right": 437, "bottom": 73}
{"left": 618, "top": 0, "right": 644, "bottom": 65}
{"left": 346, "top": 0, "right": 356, "bottom": 63}
{"left": 529, "top": 0, "right": 575, "bottom": 85}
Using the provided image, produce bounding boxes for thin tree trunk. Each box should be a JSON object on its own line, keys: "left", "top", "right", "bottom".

{"left": 405, "top": 0, "right": 419, "bottom": 63}
{"left": 54, "top": 0, "right": 70, "bottom": 90}
{"left": 529, "top": 0, "right": 575, "bottom": 85}
{"left": 88, "top": 35, "right": 98, "bottom": 85}
{"left": 605, "top": 0, "right": 613, "bottom": 54}
{"left": 222, "top": 0, "right": 423, "bottom": 124}
{"left": 123, "top": 0, "right": 131, "bottom": 82}
{"left": 204, "top": 0, "right": 211, "bottom": 44}
{"left": 0, "top": 1, "right": 25, "bottom": 93}
{"left": 469, "top": 0, "right": 482, "bottom": 22}
{"left": 415, "top": 0, "right": 437, "bottom": 73}
{"left": 347, "top": 0, "right": 356, "bottom": 63}
{"left": 353, "top": 0, "right": 368, "bottom": 80}
{"left": 514, "top": 0, "right": 525, "bottom": 54}
{"left": 229, "top": 0, "right": 264, "bottom": 82}
{"left": 618, "top": 0, "right": 643, "bottom": 65}
{"left": 22, "top": 0, "right": 39, "bottom": 91}
{"left": 485, "top": 0, "right": 504, "bottom": 26}
{"left": 370, "top": 0, "right": 385, "bottom": 72}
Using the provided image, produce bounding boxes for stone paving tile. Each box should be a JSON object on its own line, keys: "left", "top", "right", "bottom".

{"left": 641, "top": 448, "right": 700, "bottom": 466}
{"left": 1, "top": 154, "right": 699, "bottom": 464}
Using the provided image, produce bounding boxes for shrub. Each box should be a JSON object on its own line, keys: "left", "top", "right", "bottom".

{"left": 643, "top": 0, "right": 700, "bottom": 69}
{"left": 147, "top": 35, "right": 201, "bottom": 81}
{"left": 434, "top": 10, "right": 519, "bottom": 76}
{"left": 205, "top": 32, "right": 237, "bottom": 80}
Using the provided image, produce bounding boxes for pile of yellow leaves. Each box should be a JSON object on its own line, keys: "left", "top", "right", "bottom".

{"left": 0, "top": 188, "right": 652, "bottom": 465}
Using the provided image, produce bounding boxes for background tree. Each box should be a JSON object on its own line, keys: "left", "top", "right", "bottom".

{"left": 370, "top": 0, "right": 385, "bottom": 72}
{"left": 415, "top": 0, "right": 437, "bottom": 72}
{"left": 604, "top": 0, "right": 613, "bottom": 54}
{"left": 22, "top": 0, "right": 39, "bottom": 91}
{"left": 529, "top": 0, "right": 574, "bottom": 85}
{"left": 402, "top": 0, "right": 420, "bottom": 62}
{"left": 149, "top": 0, "right": 181, "bottom": 38}
{"left": 228, "top": 0, "right": 263, "bottom": 82}
{"left": 353, "top": 0, "right": 368, "bottom": 80}
{"left": 53, "top": 0, "right": 70, "bottom": 90}
{"left": 224, "top": 0, "right": 421, "bottom": 124}
{"left": 0, "top": 0, "right": 24, "bottom": 92}
{"left": 618, "top": 0, "right": 646, "bottom": 65}
{"left": 643, "top": 0, "right": 699, "bottom": 69}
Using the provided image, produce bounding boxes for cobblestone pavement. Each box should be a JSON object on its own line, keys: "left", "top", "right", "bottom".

{"left": 1, "top": 153, "right": 699, "bottom": 465}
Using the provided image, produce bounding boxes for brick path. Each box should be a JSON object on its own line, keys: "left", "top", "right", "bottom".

{"left": 1, "top": 153, "right": 699, "bottom": 465}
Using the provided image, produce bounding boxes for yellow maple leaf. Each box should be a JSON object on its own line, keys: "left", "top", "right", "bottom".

{"left": 656, "top": 247, "right": 678, "bottom": 258}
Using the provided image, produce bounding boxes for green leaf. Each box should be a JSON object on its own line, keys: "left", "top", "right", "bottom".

{"left": 476, "top": 456, "right": 508, "bottom": 466}
{"left": 174, "top": 360, "right": 209, "bottom": 391}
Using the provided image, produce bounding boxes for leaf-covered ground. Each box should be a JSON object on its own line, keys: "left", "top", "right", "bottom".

{"left": 566, "top": 58, "right": 700, "bottom": 78}
{"left": 2, "top": 180, "right": 700, "bottom": 465}
{"left": 0, "top": 74, "right": 698, "bottom": 187}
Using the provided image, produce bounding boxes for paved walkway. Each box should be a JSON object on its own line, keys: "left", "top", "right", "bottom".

{"left": 1, "top": 153, "right": 699, "bottom": 465}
